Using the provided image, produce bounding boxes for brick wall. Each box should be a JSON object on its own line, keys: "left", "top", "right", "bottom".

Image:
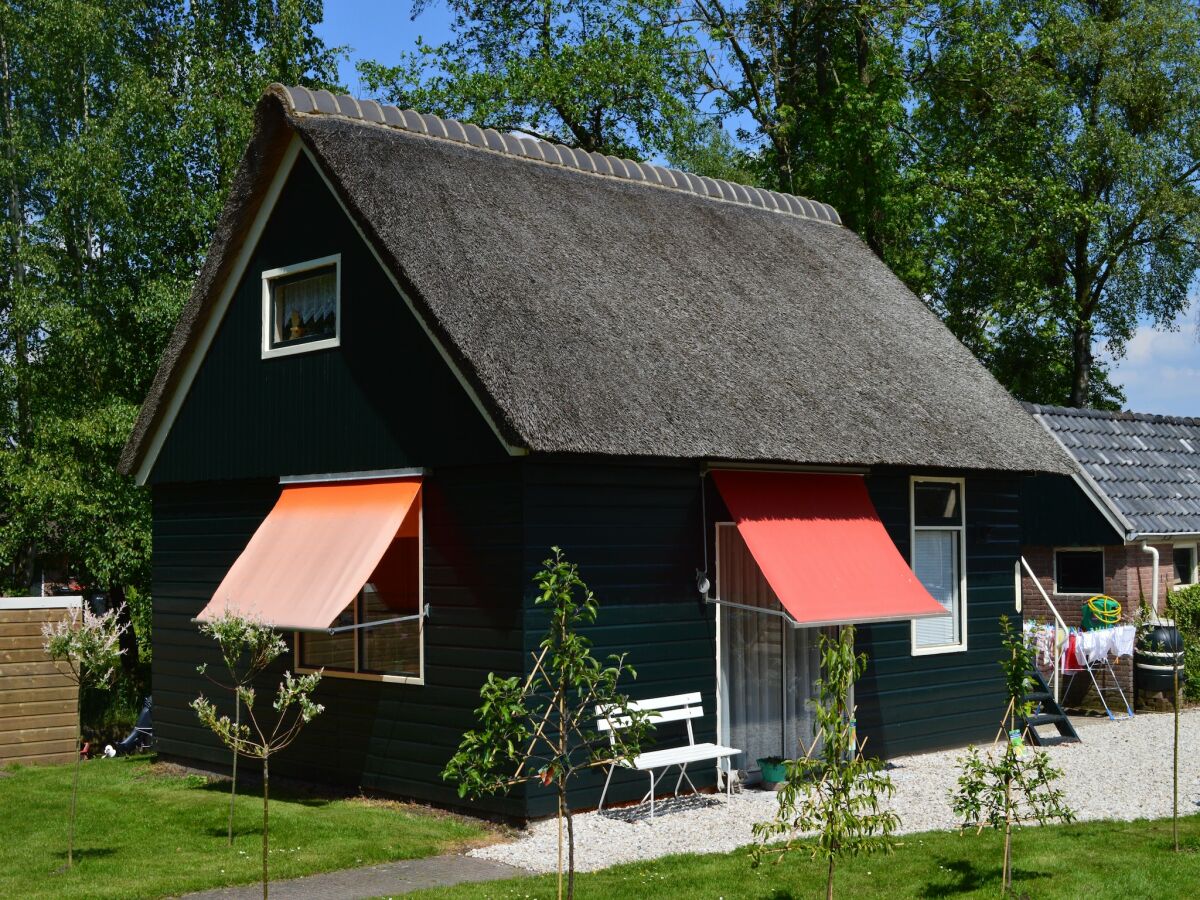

{"left": 1020, "top": 542, "right": 1178, "bottom": 707}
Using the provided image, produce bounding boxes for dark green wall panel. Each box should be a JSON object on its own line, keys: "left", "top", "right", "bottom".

{"left": 151, "top": 154, "right": 505, "bottom": 484}
{"left": 1021, "top": 474, "right": 1122, "bottom": 547}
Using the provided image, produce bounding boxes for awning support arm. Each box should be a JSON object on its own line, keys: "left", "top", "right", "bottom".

{"left": 705, "top": 596, "right": 801, "bottom": 629}
{"left": 323, "top": 603, "right": 430, "bottom": 635}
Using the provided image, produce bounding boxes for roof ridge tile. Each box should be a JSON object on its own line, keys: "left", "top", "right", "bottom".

{"left": 270, "top": 84, "right": 843, "bottom": 227}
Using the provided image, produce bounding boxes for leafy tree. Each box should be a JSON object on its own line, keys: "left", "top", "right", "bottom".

{"left": 911, "top": 0, "right": 1200, "bottom": 407}
{"left": 692, "top": 0, "right": 927, "bottom": 284}
{"left": 195, "top": 613, "right": 290, "bottom": 847}
{"left": 357, "top": 0, "right": 703, "bottom": 159}
{"left": 952, "top": 615, "right": 1073, "bottom": 894}
{"left": 42, "top": 602, "right": 126, "bottom": 868}
{"left": 751, "top": 625, "right": 898, "bottom": 900}
{"left": 192, "top": 615, "right": 324, "bottom": 900}
{"left": 0, "top": 2, "right": 340, "bottom": 677}
{"left": 443, "top": 548, "right": 651, "bottom": 900}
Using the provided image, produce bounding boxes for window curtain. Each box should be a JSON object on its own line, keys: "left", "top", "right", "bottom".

{"left": 719, "top": 525, "right": 821, "bottom": 771}
{"left": 913, "top": 530, "right": 958, "bottom": 647}
{"left": 280, "top": 271, "right": 336, "bottom": 324}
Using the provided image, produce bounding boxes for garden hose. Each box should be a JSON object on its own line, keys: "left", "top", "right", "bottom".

{"left": 1084, "top": 595, "right": 1121, "bottom": 629}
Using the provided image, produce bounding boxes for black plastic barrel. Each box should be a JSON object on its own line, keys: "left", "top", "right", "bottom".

{"left": 1135, "top": 623, "right": 1187, "bottom": 694}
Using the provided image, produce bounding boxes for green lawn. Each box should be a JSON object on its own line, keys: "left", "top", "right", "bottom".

{"left": 0, "top": 755, "right": 497, "bottom": 899}
{"left": 409, "top": 815, "right": 1200, "bottom": 899}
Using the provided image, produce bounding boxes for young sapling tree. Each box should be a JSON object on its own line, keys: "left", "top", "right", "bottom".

{"left": 195, "top": 613, "right": 290, "bottom": 845}
{"left": 752, "top": 625, "right": 898, "bottom": 900}
{"left": 952, "top": 615, "right": 1073, "bottom": 894}
{"left": 443, "top": 547, "right": 651, "bottom": 900}
{"left": 192, "top": 616, "right": 324, "bottom": 900}
{"left": 42, "top": 602, "right": 126, "bottom": 868}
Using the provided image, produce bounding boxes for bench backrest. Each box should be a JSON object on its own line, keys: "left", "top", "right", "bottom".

{"left": 596, "top": 692, "right": 703, "bottom": 746}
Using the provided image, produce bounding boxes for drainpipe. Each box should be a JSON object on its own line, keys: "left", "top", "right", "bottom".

{"left": 1140, "top": 542, "right": 1160, "bottom": 623}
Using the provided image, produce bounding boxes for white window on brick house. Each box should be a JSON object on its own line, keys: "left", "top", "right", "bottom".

{"left": 1174, "top": 544, "right": 1197, "bottom": 587}
{"left": 910, "top": 477, "right": 967, "bottom": 655}
{"left": 1053, "top": 548, "right": 1104, "bottom": 595}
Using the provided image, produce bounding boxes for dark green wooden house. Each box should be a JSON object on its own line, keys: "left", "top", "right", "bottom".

{"left": 120, "top": 85, "right": 1074, "bottom": 819}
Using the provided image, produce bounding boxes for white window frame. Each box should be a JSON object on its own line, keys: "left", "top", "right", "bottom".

{"left": 261, "top": 253, "right": 341, "bottom": 359}
{"left": 1052, "top": 547, "right": 1106, "bottom": 596}
{"left": 294, "top": 502, "right": 424, "bottom": 685}
{"left": 1173, "top": 542, "right": 1198, "bottom": 589}
{"left": 909, "top": 476, "right": 968, "bottom": 656}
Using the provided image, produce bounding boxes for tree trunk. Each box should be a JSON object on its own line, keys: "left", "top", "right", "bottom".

{"left": 68, "top": 691, "right": 82, "bottom": 867}
{"left": 556, "top": 789, "right": 563, "bottom": 900}
{"left": 262, "top": 755, "right": 269, "bottom": 900}
{"left": 826, "top": 855, "right": 835, "bottom": 900}
{"left": 1069, "top": 319, "right": 1093, "bottom": 408}
{"left": 565, "top": 799, "right": 575, "bottom": 900}
{"left": 1002, "top": 775, "right": 1013, "bottom": 894}
{"left": 109, "top": 584, "right": 140, "bottom": 675}
{"left": 228, "top": 697, "right": 239, "bottom": 846}
{"left": 1174, "top": 649, "right": 1180, "bottom": 852}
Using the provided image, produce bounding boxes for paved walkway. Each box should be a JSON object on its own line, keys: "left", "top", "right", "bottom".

{"left": 181, "top": 854, "right": 523, "bottom": 899}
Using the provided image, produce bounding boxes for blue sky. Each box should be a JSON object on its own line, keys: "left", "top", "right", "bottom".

{"left": 318, "top": 2, "right": 1200, "bottom": 416}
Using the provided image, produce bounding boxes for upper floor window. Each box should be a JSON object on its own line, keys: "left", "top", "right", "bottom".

{"left": 261, "top": 254, "right": 340, "bottom": 358}
{"left": 1054, "top": 549, "right": 1104, "bottom": 595}
{"left": 910, "top": 478, "right": 967, "bottom": 655}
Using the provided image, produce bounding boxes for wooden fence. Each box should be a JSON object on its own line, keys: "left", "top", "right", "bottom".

{"left": 0, "top": 597, "right": 81, "bottom": 766}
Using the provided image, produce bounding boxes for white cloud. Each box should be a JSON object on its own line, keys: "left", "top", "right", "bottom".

{"left": 1107, "top": 297, "right": 1200, "bottom": 415}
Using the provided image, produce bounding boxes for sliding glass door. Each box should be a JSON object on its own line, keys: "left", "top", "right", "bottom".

{"left": 716, "top": 524, "right": 823, "bottom": 777}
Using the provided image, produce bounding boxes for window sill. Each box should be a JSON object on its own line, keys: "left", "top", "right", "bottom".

{"left": 262, "top": 336, "right": 340, "bottom": 359}
{"left": 910, "top": 642, "right": 968, "bottom": 657}
{"left": 296, "top": 665, "right": 422, "bottom": 686}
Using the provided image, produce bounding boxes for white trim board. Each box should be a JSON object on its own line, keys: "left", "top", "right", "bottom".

{"left": 0, "top": 596, "right": 83, "bottom": 611}
{"left": 132, "top": 135, "right": 524, "bottom": 485}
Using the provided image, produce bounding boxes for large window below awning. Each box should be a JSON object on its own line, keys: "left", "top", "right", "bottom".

{"left": 196, "top": 477, "right": 424, "bottom": 681}
{"left": 710, "top": 470, "right": 946, "bottom": 626}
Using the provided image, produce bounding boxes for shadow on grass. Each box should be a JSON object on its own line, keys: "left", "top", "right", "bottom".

{"left": 51, "top": 847, "right": 117, "bottom": 866}
{"left": 921, "top": 858, "right": 1048, "bottom": 897}
{"left": 189, "top": 778, "right": 334, "bottom": 808}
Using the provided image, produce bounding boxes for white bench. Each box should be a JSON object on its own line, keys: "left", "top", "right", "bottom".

{"left": 595, "top": 692, "right": 740, "bottom": 818}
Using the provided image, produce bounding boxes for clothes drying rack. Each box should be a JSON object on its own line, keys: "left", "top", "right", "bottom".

{"left": 1060, "top": 625, "right": 1134, "bottom": 721}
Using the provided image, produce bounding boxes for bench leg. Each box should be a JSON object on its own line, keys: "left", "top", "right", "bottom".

{"left": 673, "top": 763, "right": 698, "bottom": 797}
{"left": 597, "top": 764, "right": 616, "bottom": 814}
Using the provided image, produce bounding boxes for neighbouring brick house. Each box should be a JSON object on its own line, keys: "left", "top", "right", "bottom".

{"left": 1020, "top": 404, "right": 1200, "bottom": 703}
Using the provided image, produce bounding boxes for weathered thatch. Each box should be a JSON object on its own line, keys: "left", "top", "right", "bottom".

{"left": 121, "top": 86, "right": 1074, "bottom": 477}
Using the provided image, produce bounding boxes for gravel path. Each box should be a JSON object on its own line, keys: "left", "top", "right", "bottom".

{"left": 470, "top": 709, "right": 1200, "bottom": 873}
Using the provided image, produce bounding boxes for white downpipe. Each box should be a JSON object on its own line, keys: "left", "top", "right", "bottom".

{"left": 1020, "top": 556, "right": 1068, "bottom": 704}
{"left": 1140, "top": 542, "right": 1161, "bottom": 623}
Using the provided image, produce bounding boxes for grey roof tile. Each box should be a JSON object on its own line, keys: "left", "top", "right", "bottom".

{"left": 1027, "top": 403, "right": 1200, "bottom": 534}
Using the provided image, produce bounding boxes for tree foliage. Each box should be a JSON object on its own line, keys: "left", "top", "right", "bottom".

{"left": 752, "top": 626, "right": 898, "bottom": 900}
{"left": 443, "top": 548, "right": 651, "bottom": 900}
{"left": 0, "top": 1, "right": 340, "bottom": 652}
{"left": 911, "top": 0, "right": 1200, "bottom": 407}
{"left": 358, "top": 0, "right": 703, "bottom": 159}
{"left": 952, "top": 616, "right": 1073, "bottom": 894}
{"left": 192, "top": 614, "right": 323, "bottom": 900}
{"left": 42, "top": 602, "right": 127, "bottom": 868}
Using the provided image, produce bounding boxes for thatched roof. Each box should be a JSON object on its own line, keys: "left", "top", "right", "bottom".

{"left": 120, "top": 85, "right": 1074, "bottom": 478}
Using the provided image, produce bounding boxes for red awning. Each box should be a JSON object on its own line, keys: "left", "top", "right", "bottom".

{"left": 711, "top": 470, "right": 946, "bottom": 626}
{"left": 196, "top": 478, "right": 421, "bottom": 631}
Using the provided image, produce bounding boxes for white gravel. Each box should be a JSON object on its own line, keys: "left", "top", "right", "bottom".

{"left": 470, "top": 709, "right": 1200, "bottom": 873}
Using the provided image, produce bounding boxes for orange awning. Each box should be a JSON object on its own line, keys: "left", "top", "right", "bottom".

{"left": 711, "top": 470, "right": 946, "bottom": 626}
{"left": 196, "top": 478, "right": 421, "bottom": 631}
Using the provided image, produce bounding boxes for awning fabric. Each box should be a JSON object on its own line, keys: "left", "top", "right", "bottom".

{"left": 196, "top": 478, "right": 421, "bottom": 631}
{"left": 711, "top": 470, "right": 946, "bottom": 626}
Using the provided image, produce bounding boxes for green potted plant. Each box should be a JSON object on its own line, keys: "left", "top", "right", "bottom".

{"left": 757, "top": 756, "right": 787, "bottom": 785}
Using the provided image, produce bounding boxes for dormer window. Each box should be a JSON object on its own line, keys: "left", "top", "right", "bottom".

{"left": 261, "top": 254, "right": 340, "bottom": 357}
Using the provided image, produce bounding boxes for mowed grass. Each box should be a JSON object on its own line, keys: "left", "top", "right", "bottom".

{"left": 409, "top": 814, "right": 1200, "bottom": 899}
{"left": 0, "top": 755, "right": 497, "bottom": 899}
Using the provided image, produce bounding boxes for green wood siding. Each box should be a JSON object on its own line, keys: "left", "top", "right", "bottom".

{"left": 1021, "top": 474, "right": 1122, "bottom": 547}
{"left": 520, "top": 459, "right": 711, "bottom": 817}
{"left": 151, "top": 465, "right": 526, "bottom": 816}
{"left": 855, "top": 470, "right": 1019, "bottom": 757}
{"left": 150, "top": 153, "right": 505, "bottom": 485}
